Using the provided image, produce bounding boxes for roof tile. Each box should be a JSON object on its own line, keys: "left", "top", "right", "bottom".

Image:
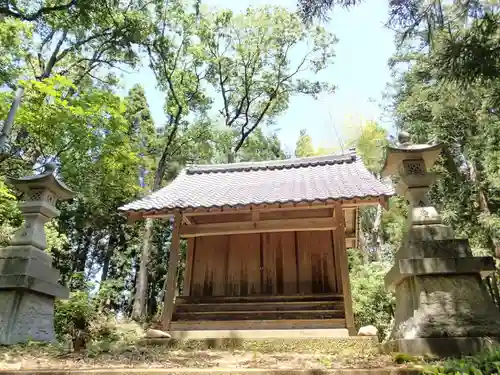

{"left": 119, "top": 152, "right": 394, "bottom": 213}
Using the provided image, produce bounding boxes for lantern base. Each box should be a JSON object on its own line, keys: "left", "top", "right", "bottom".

{"left": 0, "top": 289, "right": 56, "bottom": 345}
{"left": 385, "top": 223, "right": 500, "bottom": 357}
{"left": 0, "top": 245, "right": 69, "bottom": 345}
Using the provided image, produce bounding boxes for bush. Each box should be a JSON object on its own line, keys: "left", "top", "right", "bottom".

{"left": 424, "top": 348, "right": 500, "bottom": 374}
{"left": 54, "top": 290, "right": 97, "bottom": 350}
{"left": 349, "top": 248, "right": 395, "bottom": 340}
{"left": 55, "top": 288, "right": 142, "bottom": 352}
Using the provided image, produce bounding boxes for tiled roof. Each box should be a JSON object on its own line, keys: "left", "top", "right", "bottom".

{"left": 119, "top": 151, "right": 394, "bottom": 213}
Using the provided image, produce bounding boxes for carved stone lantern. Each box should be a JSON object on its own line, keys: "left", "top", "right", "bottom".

{"left": 0, "top": 163, "right": 73, "bottom": 345}
{"left": 382, "top": 132, "right": 500, "bottom": 357}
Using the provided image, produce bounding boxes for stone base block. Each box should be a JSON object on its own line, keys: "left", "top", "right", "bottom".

{"left": 383, "top": 336, "right": 500, "bottom": 357}
{"left": 0, "top": 245, "right": 53, "bottom": 266}
{"left": 385, "top": 256, "right": 496, "bottom": 291}
{"left": 0, "top": 289, "right": 56, "bottom": 345}
{"left": 390, "top": 274, "right": 500, "bottom": 340}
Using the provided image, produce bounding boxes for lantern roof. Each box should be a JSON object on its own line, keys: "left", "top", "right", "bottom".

{"left": 7, "top": 163, "right": 75, "bottom": 201}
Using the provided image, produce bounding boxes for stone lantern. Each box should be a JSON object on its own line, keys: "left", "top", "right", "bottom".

{"left": 382, "top": 132, "right": 500, "bottom": 357}
{"left": 0, "top": 163, "right": 73, "bottom": 345}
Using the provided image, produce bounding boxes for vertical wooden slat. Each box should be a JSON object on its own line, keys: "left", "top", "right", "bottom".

{"left": 262, "top": 233, "right": 276, "bottom": 294}
{"left": 161, "top": 212, "right": 182, "bottom": 329}
{"left": 295, "top": 232, "right": 300, "bottom": 293}
{"left": 297, "top": 231, "right": 313, "bottom": 294}
{"left": 275, "top": 234, "right": 284, "bottom": 295}
{"left": 334, "top": 203, "right": 355, "bottom": 335}
{"left": 281, "top": 232, "right": 297, "bottom": 294}
{"left": 259, "top": 233, "right": 264, "bottom": 294}
{"left": 183, "top": 238, "right": 196, "bottom": 296}
{"left": 245, "top": 234, "right": 262, "bottom": 295}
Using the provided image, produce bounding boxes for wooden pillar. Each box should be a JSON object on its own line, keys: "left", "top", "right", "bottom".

{"left": 334, "top": 203, "right": 356, "bottom": 336}
{"left": 161, "top": 211, "right": 182, "bottom": 329}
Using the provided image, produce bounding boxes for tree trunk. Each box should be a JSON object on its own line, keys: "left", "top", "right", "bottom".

{"left": 131, "top": 218, "right": 154, "bottom": 321}
{"left": 468, "top": 157, "right": 499, "bottom": 255}
{"left": 0, "top": 86, "right": 24, "bottom": 155}
{"left": 100, "top": 233, "right": 117, "bottom": 283}
{"left": 372, "top": 203, "right": 384, "bottom": 261}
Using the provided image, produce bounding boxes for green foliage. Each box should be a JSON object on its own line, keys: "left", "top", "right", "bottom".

{"left": 424, "top": 348, "right": 500, "bottom": 374}
{"left": 389, "top": 1, "right": 500, "bottom": 259}
{"left": 393, "top": 353, "right": 419, "bottom": 364}
{"left": 0, "top": 18, "right": 31, "bottom": 86}
{"left": 198, "top": 5, "right": 336, "bottom": 158}
{"left": 295, "top": 129, "right": 316, "bottom": 157}
{"left": 349, "top": 121, "right": 388, "bottom": 174}
{"left": 0, "top": 177, "right": 21, "bottom": 246}
{"left": 348, "top": 248, "right": 395, "bottom": 339}
{"left": 54, "top": 290, "right": 97, "bottom": 346}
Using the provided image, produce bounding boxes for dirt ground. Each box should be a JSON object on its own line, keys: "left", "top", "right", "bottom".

{"left": 0, "top": 344, "right": 409, "bottom": 371}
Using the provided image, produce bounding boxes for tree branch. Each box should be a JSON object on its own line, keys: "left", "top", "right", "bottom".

{"left": 0, "top": 0, "right": 77, "bottom": 21}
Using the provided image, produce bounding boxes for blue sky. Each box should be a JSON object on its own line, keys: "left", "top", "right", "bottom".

{"left": 123, "top": 0, "right": 396, "bottom": 154}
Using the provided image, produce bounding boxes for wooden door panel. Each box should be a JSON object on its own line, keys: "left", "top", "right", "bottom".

{"left": 189, "top": 230, "right": 338, "bottom": 297}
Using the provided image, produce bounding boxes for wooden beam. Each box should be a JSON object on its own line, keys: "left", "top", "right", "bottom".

{"left": 161, "top": 212, "right": 182, "bottom": 329}
{"left": 140, "top": 198, "right": 383, "bottom": 219}
{"left": 180, "top": 217, "right": 336, "bottom": 238}
{"left": 334, "top": 203, "right": 356, "bottom": 336}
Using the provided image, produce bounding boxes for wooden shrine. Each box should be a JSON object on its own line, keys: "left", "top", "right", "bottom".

{"left": 120, "top": 151, "right": 393, "bottom": 336}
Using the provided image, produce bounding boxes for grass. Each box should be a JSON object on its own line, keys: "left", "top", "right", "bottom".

{"left": 0, "top": 336, "right": 409, "bottom": 371}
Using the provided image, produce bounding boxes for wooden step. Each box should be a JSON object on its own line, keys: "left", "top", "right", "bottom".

{"left": 175, "top": 293, "right": 343, "bottom": 305}
{"left": 170, "top": 319, "right": 347, "bottom": 331}
{"left": 173, "top": 309, "right": 345, "bottom": 322}
{"left": 174, "top": 300, "right": 344, "bottom": 313}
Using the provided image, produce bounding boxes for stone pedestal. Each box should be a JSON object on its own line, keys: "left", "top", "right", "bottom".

{"left": 384, "top": 225, "right": 500, "bottom": 356}
{"left": 381, "top": 134, "right": 500, "bottom": 357}
{"left": 0, "top": 164, "right": 73, "bottom": 345}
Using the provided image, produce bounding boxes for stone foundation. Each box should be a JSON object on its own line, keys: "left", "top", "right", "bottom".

{"left": 0, "top": 290, "right": 56, "bottom": 344}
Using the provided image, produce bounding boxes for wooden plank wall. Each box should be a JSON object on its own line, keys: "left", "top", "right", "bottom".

{"left": 187, "top": 230, "right": 341, "bottom": 297}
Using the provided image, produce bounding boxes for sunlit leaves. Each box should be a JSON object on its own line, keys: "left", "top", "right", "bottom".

{"left": 198, "top": 5, "right": 336, "bottom": 155}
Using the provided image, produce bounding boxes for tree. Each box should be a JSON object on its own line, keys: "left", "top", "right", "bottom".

{"left": 296, "top": 0, "right": 361, "bottom": 23}
{"left": 130, "top": 0, "right": 213, "bottom": 321}
{"left": 348, "top": 121, "right": 389, "bottom": 261}
{"left": 0, "top": 0, "right": 151, "bottom": 156}
{"left": 0, "top": 1, "right": 88, "bottom": 21}
{"left": 0, "top": 19, "right": 31, "bottom": 88}
{"left": 198, "top": 5, "right": 337, "bottom": 162}
{"left": 295, "top": 129, "right": 316, "bottom": 157}
{"left": 388, "top": 0, "right": 500, "bottom": 306}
